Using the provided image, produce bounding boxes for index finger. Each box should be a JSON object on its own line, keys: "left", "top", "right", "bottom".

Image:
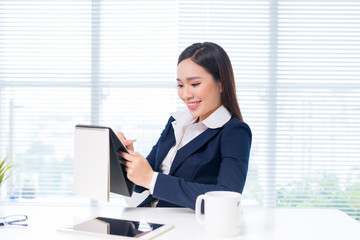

{"left": 116, "top": 131, "right": 127, "bottom": 142}
{"left": 118, "top": 151, "right": 133, "bottom": 162}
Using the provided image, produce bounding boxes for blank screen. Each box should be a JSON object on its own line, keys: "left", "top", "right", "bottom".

{"left": 72, "top": 217, "right": 164, "bottom": 238}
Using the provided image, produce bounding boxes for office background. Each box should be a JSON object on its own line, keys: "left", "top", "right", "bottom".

{"left": 0, "top": 0, "right": 359, "bottom": 222}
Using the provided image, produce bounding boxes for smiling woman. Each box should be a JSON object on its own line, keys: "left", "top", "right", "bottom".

{"left": 117, "top": 42, "right": 252, "bottom": 210}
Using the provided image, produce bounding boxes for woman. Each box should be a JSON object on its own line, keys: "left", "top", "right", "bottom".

{"left": 118, "top": 42, "right": 252, "bottom": 210}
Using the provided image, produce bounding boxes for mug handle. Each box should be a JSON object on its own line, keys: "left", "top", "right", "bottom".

{"left": 237, "top": 200, "right": 242, "bottom": 227}
{"left": 195, "top": 194, "right": 206, "bottom": 225}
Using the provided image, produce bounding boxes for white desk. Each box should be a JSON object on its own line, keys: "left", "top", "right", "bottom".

{"left": 0, "top": 205, "right": 359, "bottom": 240}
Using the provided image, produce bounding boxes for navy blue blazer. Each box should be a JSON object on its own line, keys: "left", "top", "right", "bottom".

{"left": 138, "top": 116, "right": 252, "bottom": 210}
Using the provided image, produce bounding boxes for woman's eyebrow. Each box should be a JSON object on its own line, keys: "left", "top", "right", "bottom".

{"left": 177, "top": 76, "right": 202, "bottom": 82}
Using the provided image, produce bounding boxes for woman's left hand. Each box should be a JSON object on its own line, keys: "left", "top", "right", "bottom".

{"left": 119, "top": 151, "right": 154, "bottom": 189}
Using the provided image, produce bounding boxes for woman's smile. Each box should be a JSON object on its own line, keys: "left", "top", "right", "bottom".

{"left": 186, "top": 101, "right": 201, "bottom": 110}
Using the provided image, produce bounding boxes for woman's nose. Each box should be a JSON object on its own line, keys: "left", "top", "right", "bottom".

{"left": 182, "top": 85, "right": 193, "bottom": 100}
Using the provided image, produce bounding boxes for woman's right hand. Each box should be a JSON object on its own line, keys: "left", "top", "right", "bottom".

{"left": 116, "top": 131, "right": 135, "bottom": 152}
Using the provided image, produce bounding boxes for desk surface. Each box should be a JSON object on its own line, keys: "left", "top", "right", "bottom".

{"left": 0, "top": 205, "right": 359, "bottom": 240}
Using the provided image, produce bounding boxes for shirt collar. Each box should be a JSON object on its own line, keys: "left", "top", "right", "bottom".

{"left": 202, "top": 105, "right": 231, "bottom": 129}
{"left": 171, "top": 109, "right": 195, "bottom": 125}
{"left": 170, "top": 105, "right": 231, "bottom": 129}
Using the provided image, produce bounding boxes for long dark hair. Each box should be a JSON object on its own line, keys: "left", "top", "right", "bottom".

{"left": 178, "top": 42, "right": 243, "bottom": 121}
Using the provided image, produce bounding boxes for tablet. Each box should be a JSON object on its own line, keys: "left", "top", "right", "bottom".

{"left": 58, "top": 217, "right": 173, "bottom": 239}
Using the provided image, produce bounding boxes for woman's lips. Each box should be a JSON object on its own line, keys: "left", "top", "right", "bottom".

{"left": 186, "top": 101, "right": 201, "bottom": 110}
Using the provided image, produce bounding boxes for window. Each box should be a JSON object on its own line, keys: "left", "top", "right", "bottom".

{"left": 0, "top": 0, "right": 359, "bottom": 221}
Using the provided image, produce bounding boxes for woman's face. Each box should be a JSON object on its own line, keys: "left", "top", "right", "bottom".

{"left": 177, "top": 58, "right": 222, "bottom": 122}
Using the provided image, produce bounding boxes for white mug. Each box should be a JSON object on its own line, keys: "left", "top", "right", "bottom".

{"left": 195, "top": 191, "right": 242, "bottom": 237}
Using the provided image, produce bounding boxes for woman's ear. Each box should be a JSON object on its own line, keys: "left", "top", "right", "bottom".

{"left": 218, "top": 81, "right": 223, "bottom": 93}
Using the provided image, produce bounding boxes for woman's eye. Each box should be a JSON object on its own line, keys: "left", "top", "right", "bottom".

{"left": 177, "top": 84, "right": 183, "bottom": 88}
{"left": 192, "top": 83, "right": 200, "bottom": 87}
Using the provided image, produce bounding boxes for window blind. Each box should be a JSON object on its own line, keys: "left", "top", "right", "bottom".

{"left": 0, "top": 0, "right": 359, "bottom": 221}
{"left": 0, "top": 0, "right": 93, "bottom": 202}
{"left": 275, "top": 1, "right": 360, "bottom": 218}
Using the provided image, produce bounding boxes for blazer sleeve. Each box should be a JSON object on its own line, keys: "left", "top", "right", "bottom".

{"left": 152, "top": 120, "right": 252, "bottom": 210}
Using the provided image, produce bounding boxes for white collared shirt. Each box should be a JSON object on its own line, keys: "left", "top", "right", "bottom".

{"left": 149, "top": 105, "right": 231, "bottom": 194}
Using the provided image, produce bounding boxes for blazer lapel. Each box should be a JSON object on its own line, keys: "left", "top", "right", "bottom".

{"left": 169, "top": 128, "right": 221, "bottom": 175}
{"left": 155, "top": 127, "right": 175, "bottom": 171}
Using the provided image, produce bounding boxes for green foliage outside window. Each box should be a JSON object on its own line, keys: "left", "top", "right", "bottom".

{"left": 277, "top": 172, "right": 360, "bottom": 221}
